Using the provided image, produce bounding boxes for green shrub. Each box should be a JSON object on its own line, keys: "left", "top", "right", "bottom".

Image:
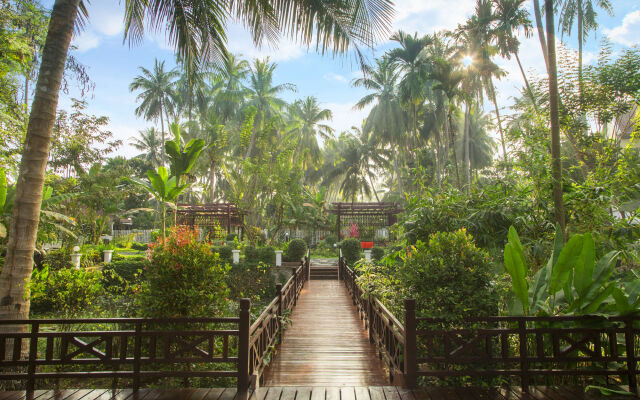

{"left": 226, "top": 233, "right": 238, "bottom": 241}
{"left": 213, "top": 245, "right": 233, "bottom": 263}
{"left": 131, "top": 242, "right": 148, "bottom": 251}
{"left": 103, "top": 255, "right": 146, "bottom": 285}
{"left": 137, "top": 227, "right": 230, "bottom": 318}
{"left": 340, "top": 238, "right": 361, "bottom": 266}
{"left": 400, "top": 229, "right": 499, "bottom": 323}
{"left": 226, "top": 262, "right": 275, "bottom": 304}
{"left": 284, "top": 239, "right": 307, "bottom": 261}
{"left": 258, "top": 246, "right": 276, "bottom": 265}
{"left": 30, "top": 267, "right": 104, "bottom": 317}
{"left": 42, "top": 249, "right": 72, "bottom": 271}
{"left": 323, "top": 235, "right": 338, "bottom": 248}
{"left": 372, "top": 247, "right": 385, "bottom": 261}
{"left": 244, "top": 245, "right": 259, "bottom": 262}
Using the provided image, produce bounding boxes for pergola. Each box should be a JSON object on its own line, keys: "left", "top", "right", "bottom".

{"left": 176, "top": 203, "right": 243, "bottom": 234}
{"left": 327, "top": 202, "right": 402, "bottom": 241}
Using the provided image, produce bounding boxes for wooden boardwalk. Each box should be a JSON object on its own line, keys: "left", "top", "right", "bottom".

{"left": 0, "top": 386, "right": 635, "bottom": 400}
{"left": 262, "top": 280, "right": 388, "bottom": 386}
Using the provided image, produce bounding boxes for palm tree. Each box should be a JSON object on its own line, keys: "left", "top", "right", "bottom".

{"left": 131, "top": 128, "right": 164, "bottom": 167}
{"left": 352, "top": 57, "right": 406, "bottom": 193}
{"left": 288, "top": 97, "right": 334, "bottom": 170}
{"left": 1, "top": 0, "right": 395, "bottom": 323}
{"left": 129, "top": 59, "right": 179, "bottom": 167}
{"left": 492, "top": 0, "right": 539, "bottom": 113}
{"left": 545, "top": 0, "right": 566, "bottom": 232}
{"left": 244, "top": 59, "right": 296, "bottom": 158}
{"left": 558, "top": 0, "right": 613, "bottom": 105}
{"left": 388, "top": 32, "right": 432, "bottom": 152}
{"left": 455, "top": 109, "right": 496, "bottom": 179}
{"left": 211, "top": 54, "right": 251, "bottom": 123}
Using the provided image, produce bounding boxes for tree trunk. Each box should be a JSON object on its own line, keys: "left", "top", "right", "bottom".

{"left": 533, "top": 0, "right": 549, "bottom": 74}
{"left": 449, "top": 115, "right": 461, "bottom": 189}
{"left": 0, "top": 0, "right": 80, "bottom": 323}
{"left": 515, "top": 52, "right": 540, "bottom": 115}
{"left": 489, "top": 78, "right": 508, "bottom": 168}
{"left": 545, "top": 0, "right": 566, "bottom": 234}
{"left": 464, "top": 101, "right": 471, "bottom": 196}
{"left": 577, "top": 0, "right": 584, "bottom": 108}
{"left": 160, "top": 99, "right": 166, "bottom": 167}
{"left": 368, "top": 174, "right": 380, "bottom": 202}
{"left": 209, "top": 162, "right": 216, "bottom": 201}
{"left": 393, "top": 153, "right": 404, "bottom": 196}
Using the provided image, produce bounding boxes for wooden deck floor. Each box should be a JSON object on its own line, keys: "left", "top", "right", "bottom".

{"left": 0, "top": 386, "right": 635, "bottom": 400}
{"left": 262, "top": 280, "right": 388, "bottom": 386}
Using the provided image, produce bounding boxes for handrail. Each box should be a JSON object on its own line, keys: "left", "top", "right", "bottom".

{"left": 247, "top": 262, "right": 306, "bottom": 387}
{"left": 342, "top": 261, "right": 640, "bottom": 394}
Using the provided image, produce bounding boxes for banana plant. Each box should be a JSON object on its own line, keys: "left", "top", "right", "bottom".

{"left": 128, "top": 166, "right": 188, "bottom": 239}
{"left": 504, "top": 225, "right": 636, "bottom": 316}
{"left": 165, "top": 123, "right": 207, "bottom": 222}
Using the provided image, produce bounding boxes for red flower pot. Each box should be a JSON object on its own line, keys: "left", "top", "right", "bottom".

{"left": 361, "top": 242, "right": 374, "bottom": 249}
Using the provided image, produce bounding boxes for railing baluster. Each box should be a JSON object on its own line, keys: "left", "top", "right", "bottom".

{"left": 404, "top": 299, "right": 417, "bottom": 388}
{"left": 27, "top": 322, "right": 39, "bottom": 392}
{"left": 238, "top": 298, "right": 251, "bottom": 392}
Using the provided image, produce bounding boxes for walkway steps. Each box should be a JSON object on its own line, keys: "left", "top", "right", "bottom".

{"left": 309, "top": 266, "right": 338, "bottom": 280}
{"left": 263, "top": 280, "right": 388, "bottom": 386}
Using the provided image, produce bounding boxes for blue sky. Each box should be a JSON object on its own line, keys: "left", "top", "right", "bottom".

{"left": 52, "top": 0, "right": 640, "bottom": 158}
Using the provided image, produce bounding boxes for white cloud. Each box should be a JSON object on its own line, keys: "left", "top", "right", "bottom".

{"left": 225, "top": 23, "right": 307, "bottom": 61}
{"left": 89, "top": 1, "right": 124, "bottom": 36}
{"left": 71, "top": 31, "right": 101, "bottom": 52}
{"left": 323, "top": 72, "right": 348, "bottom": 83}
{"left": 391, "top": 0, "right": 475, "bottom": 35}
{"left": 604, "top": 10, "right": 640, "bottom": 47}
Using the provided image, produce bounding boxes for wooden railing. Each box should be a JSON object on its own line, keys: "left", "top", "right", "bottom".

{"left": 248, "top": 260, "right": 306, "bottom": 386}
{"left": 340, "top": 257, "right": 640, "bottom": 394}
{"left": 0, "top": 256, "right": 310, "bottom": 393}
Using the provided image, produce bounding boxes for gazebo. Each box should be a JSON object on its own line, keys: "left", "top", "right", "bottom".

{"left": 327, "top": 202, "right": 402, "bottom": 241}
{"left": 176, "top": 203, "right": 243, "bottom": 235}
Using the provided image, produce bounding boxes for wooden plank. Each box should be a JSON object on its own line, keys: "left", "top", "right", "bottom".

{"left": 340, "top": 388, "right": 355, "bottom": 400}
{"left": 296, "top": 388, "right": 312, "bottom": 400}
{"left": 408, "top": 389, "right": 431, "bottom": 400}
{"left": 325, "top": 388, "right": 339, "bottom": 400}
{"left": 264, "top": 388, "right": 282, "bottom": 400}
{"left": 279, "top": 388, "right": 296, "bottom": 400}
{"left": 249, "top": 389, "right": 269, "bottom": 400}
{"left": 369, "top": 387, "right": 385, "bottom": 400}
{"left": 381, "top": 387, "right": 400, "bottom": 400}
{"left": 395, "top": 388, "right": 414, "bottom": 400}
{"left": 354, "top": 387, "right": 371, "bottom": 400}
{"left": 199, "top": 389, "right": 224, "bottom": 400}
{"left": 0, "top": 392, "right": 26, "bottom": 400}
{"left": 310, "top": 388, "right": 325, "bottom": 400}
{"left": 217, "top": 388, "right": 238, "bottom": 400}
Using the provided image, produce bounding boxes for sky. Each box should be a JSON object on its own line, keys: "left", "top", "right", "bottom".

{"left": 51, "top": 0, "right": 640, "bottom": 158}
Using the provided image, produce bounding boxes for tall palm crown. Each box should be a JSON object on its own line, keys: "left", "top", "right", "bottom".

{"left": 211, "top": 54, "right": 251, "bottom": 123}
{"left": 455, "top": 109, "right": 496, "bottom": 171}
{"left": 353, "top": 57, "right": 405, "bottom": 146}
{"left": 129, "top": 59, "right": 179, "bottom": 165}
{"left": 130, "top": 128, "right": 163, "bottom": 167}
{"left": 288, "top": 96, "right": 334, "bottom": 169}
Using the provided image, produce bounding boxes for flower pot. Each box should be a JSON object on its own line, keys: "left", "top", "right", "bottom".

{"left": 103, "top": 250, "right": 114, "bottom": 263}
{"left": 360, "top": 241, "right": 374, "bottom": 249}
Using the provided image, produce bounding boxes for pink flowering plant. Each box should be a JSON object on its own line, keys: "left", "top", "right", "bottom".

{"left": 137, "top": 226, "right": 230, "bottom": 318}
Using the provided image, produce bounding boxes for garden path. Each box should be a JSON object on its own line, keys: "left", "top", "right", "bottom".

{"left": 262, "top": 280, "right": 388, "bottom": 386}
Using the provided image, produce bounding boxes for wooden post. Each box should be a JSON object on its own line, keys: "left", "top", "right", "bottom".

{"left": 238, "top": 298, "right": 251, "bottom": 392}
{"left": 336, "top": 203, "right": 341, "bottom": 241}
{"left": 276, "top": 284, "right": 283, "bottom": 344}
{"left": 292, "top": 268, "right": 298, "bottom": 305}
{"left": 368, "top": 299, "right": 374, "bottom": 343}
{"left": 133, "top": 322, "right": 142, "bottom": 391}
{"left": 625, "top": 317, "right": 638, "bottom": 395}
{"left": 26, "top": 323, "right": 39, "bottom": 393}
{"left": 518, "top": 319, "right": 529, "bottom": 393}
{"left": 403, "top": 299, "right": 417, "bottom": 388}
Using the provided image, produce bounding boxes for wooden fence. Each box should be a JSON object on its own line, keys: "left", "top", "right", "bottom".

{"left": 341, "top": 259, "right": 640, "bottom": 394}
{"left": 0, "top": 256, "right": 310, "bottom": 393}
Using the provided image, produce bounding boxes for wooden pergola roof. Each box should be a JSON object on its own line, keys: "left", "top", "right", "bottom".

{"left": 327, "top": 202, "right": 403, "bottom": 216}
{"left": 176, "top": 203, "right": 243, "bottom": 231}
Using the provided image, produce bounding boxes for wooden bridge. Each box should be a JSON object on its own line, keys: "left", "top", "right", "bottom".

{"left": 0, "top": 255, "right": 638, "bottom": 399}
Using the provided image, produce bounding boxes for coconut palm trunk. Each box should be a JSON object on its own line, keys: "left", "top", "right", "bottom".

{"left": 0, "top": 0, "right": 80, "bottom": 323}
{"left": 533, "top": 0, "right": 549, "bottom": 73}
{"left": 514, "top": 52, "right": 539, "bottom": 114}
{"left": 545, "top": 0, "right": 566, "bottom": 233}
{"left": 464, "top": 101, "right": 471, "bottom": 196}
{"left": 159, "top": 99, "right": 167, "bottom": 167}
{"left": 488, "top": 78, "right": 508, "bottom": 167}
{"left": 577, "top": 0, "right": 584, "bottom": 107}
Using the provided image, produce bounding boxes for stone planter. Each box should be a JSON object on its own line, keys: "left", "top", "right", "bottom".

{"left": 103, "top": 250, "right": 114, "bottom": 263}
{"left": 232, "top": 249, "right": 241, "bottom": 264}
{"left": 275, "top": 250, "right": 283, "bottom": 267}
{"left": 71, "top": 253, "right": 82, "bottom": 269}
{"left": 364, "top": 249, "right": 372, "bottom": 262}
